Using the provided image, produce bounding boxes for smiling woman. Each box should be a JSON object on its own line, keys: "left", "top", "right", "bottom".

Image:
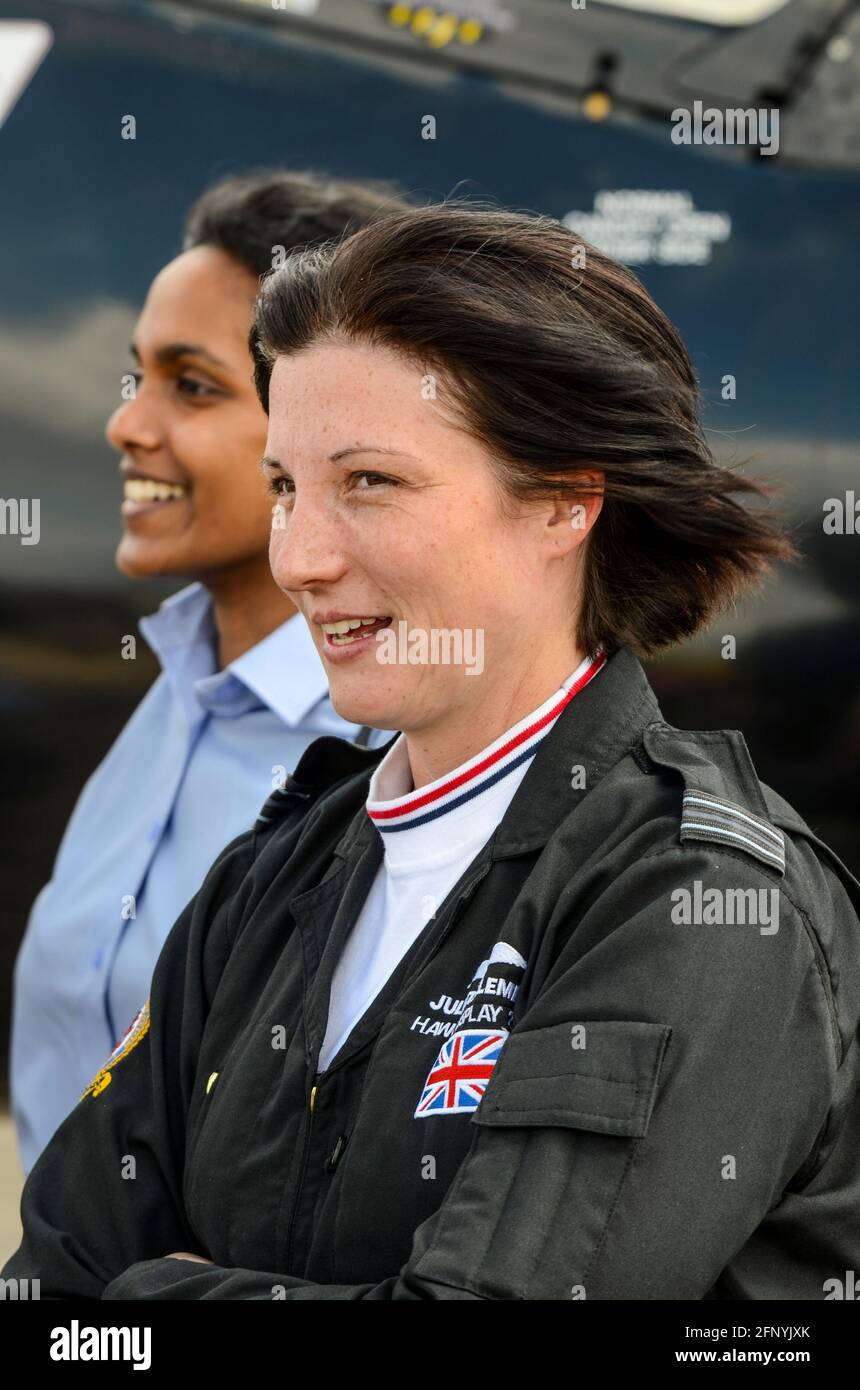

{"left": 110, "top": 244, "right": 286, "bottom": 611}
{"left": 109, "top": 173, "right": 409, "bottom": 664}
{"left": 8, "top": 169, "right": 408, "bottom": 1179}
{"left": 251, "top": 205, "right": 793, "bottom": 779}
{"left": 4, "top": 200, "right": 859, "bottom": 1301}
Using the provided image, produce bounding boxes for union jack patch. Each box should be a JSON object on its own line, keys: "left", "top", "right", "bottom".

{"left": 414, "top": 1028, "right": 508, "bottom": 1118}
{"left": 81, "top": 1000, "right": 151, "bottom": 1100}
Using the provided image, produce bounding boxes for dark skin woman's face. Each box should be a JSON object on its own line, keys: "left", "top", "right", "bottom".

{"left": 107, "top": 245, "right": 275, "bottom": 582}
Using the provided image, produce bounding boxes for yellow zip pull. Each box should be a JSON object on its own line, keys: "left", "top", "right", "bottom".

{"left": 309, "top": 1084, "right": 317, "bottom": 1114}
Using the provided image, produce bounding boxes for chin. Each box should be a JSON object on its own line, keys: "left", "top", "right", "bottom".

{"left": 328, "top": 659, "right": 441, "bottom": 736}
{"left": 116, "top": 545, "right": 152, "bottom": 580}
{"left": 326, "top": 685, "right": 397, "bottom": 735}
{"left": 336, "top": 702, "right": 396, "bottom": 733}
{"left": 115, "top": 539, "right": 183, "bottom": 580}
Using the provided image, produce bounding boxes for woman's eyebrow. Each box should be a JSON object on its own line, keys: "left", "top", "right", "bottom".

{"left": 261, "top": 447, "right": 425, "bottom": 475}
{"left": 129, "top": 340, "right": 230, "bottom": 370}
{"left": 328, "top": 446, "right": 421, "bottom": 463}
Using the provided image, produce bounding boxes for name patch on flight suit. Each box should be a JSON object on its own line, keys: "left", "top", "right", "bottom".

{"left": 414, "top": 942, "right": 528, "bottom": 1118}
{"left": 81, "top": 1000, "right": 151, "bottom": 1100}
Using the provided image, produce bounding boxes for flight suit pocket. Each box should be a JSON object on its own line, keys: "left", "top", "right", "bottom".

{"left": 412, "top": 1020, "right": 674, "bottom": 1297}
{"left": 473, "top": 1018, "right": 672, "bottom": 1136}
{"left": 411, "top": 1017, "right": 672, "bottom": 1295}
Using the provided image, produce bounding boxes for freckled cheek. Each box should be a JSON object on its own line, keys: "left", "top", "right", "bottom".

{"left": 346, "top": 512, "right": 401, "bottom": 565}
{"left": 460, "top": 547, "right": 521, "bottom": 629}
{"left": 370, "top": 533, "right": 428, "bottom": 601}
{"left": 445, "top": 493, "right": 494, "bottom": 556}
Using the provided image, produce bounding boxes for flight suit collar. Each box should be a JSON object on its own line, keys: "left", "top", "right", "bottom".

{"left": 332, "top": 645, "right": 662, "bottom": 864}
{"left": 493, "top": 644, "right": 661, "bottom": 855}
{"left": 291, "top": 646, "right": 661, "bottom": 1078}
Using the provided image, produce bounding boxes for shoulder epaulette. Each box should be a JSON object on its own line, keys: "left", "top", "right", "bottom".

{"left": 643, "top": 722, "right": 786, "bottom": 876}
{"left": 678, "top": 787, "right": 786, "bottom": 873}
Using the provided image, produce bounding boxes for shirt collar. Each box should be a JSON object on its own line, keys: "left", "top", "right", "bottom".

{"left": 139, "top": 582, "right": 331, "bottom": 727}
{"left": 366, "top": 652, "right": 606, "bottom": 841}
{"left": 228, "top": 605, "right": 331, "bottom": 726}
{"left": 329, "top": 645, "right": 664, "bottom": 863}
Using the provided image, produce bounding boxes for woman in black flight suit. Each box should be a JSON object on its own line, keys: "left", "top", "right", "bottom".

{"left": 4, "top": 203, "right": 859, "bottom": 1300}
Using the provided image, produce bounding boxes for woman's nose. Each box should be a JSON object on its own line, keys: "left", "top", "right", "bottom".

{"left": 104, "top": 393, "right": 161, "bottom": 453}
{"left": 269, "top": 501, "right": 346, "bottom": 592}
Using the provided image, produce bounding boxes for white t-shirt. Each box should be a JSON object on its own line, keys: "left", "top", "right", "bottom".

{"left": 318, "top": 652, "right": 605, "bottom": 1070}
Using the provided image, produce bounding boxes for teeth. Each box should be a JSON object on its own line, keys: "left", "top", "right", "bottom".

{"left": 321, "top": 617, "right": 384, "bottom": 634}
{"left": 124, "top": 479, "right": 189, "bottom": 502}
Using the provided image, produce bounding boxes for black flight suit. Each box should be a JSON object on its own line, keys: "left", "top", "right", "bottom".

{"left": 4, "top": 646, "right": 860, "bottom": 1299}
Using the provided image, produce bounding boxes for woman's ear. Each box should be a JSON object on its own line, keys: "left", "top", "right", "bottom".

{"left": 546, "top": 470, "right": 605, "bottom": 555}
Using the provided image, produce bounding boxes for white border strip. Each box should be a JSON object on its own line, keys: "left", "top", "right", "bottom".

{"left": 593, "top": 0, "right": 791, "bottom": 28}
{"left": 0, "top": 22, "right": 53, "bottom": 131}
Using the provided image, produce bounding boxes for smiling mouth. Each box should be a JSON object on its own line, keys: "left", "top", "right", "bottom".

{"left": 321, "top": 616, "right": 393, "bottom": 646}
{"left": 123, "top": 479, "right": 190, "bottom": 504}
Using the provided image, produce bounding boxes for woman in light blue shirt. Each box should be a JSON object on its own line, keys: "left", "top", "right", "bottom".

{"left": 11, "top": 170, "right": 404, "bottom": 1172}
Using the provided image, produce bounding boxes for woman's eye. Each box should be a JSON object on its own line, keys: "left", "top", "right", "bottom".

{"left": 265, "top": 471, "right": 397, "bottom": 502}
{"left": 349, "top": 471, "right": 397, "bottom": 491}
{"left": 266, "top": 475, "right": 293, "bottom": 499}
{"left": 176, "top": 376, "right": 216, "bottom": 399}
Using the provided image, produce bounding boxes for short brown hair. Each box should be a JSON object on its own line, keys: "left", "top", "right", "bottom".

{"left": 250, "top": 201, "right": 797, "bottom": 656}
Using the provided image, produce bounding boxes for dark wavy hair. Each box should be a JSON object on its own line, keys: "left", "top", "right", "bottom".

{"left": 183, "top": 167, "right": 410, "bottom": 279}
{"left": 249, "top": 201, "right": 797, "bottom": 656}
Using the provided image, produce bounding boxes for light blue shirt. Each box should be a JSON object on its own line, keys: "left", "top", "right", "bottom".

{"left": 11, "top": 582, "right": 393, "bottom": 1174}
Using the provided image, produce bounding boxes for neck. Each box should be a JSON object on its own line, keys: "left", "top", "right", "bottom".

{"left": 203, "top": 556, "right": 297, "bottom": 669}
{"left": 404, "top": 645, "right": 589, "bottom": 790}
